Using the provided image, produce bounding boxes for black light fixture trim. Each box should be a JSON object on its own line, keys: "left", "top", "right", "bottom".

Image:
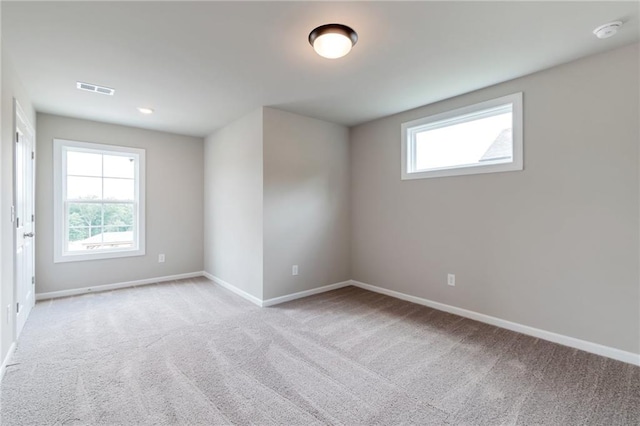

{"left": 308, "top": 23, "right": 358, "bottom": 47}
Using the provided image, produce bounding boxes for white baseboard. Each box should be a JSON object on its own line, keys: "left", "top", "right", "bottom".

{"left": 0, "top": 342, "right": 17, "bottom": 382}
{"left": 262, "top": 281, "right": 352, "bottom": 307}
{"left": 35, "top": 271, "right": 205, "bottom": 301}
{"left": 351, "top": 280, "right": 640, "bottom": 366}
{"left": 202, "top": 272, "right": 351, "bottom": 308}
{"left": 202, "top": 272, "right": 263, "bottom": 307}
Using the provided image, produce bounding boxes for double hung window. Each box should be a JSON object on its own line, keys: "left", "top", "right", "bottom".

{"left": 53, "top": 139, "right": 145, "bottom": 262}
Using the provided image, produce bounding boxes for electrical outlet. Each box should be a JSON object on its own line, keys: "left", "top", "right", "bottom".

{"left": 447, "top": 274, "right": 455, "bottom": 286}
{"left": 292, "top": 265, "right": 299, "bottom": 276}
{"left": 158, "top": 254, "right": 165, "bottom": 263}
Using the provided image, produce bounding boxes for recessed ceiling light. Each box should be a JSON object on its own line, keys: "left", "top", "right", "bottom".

{"left": 309, "top": 24, "right": 358, "bottom": 59}
{"left": 77, "top": 81, "right": 115, "bottom": 96}
{"left": 593, "top": 21, "right": 623, "bottom": 39}
{"left": 137, "top": 107, "right": 154, "bottom": 115}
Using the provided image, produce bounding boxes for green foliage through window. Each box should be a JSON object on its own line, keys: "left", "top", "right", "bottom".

{"left": 68, "top": 203, "right": 134, "bottom": 242}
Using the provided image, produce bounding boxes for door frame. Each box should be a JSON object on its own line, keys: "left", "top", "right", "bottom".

{"left": 13, "top": 98, "right": 36, "bottom": 339}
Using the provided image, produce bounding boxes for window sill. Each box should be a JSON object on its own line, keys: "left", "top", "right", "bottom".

{"left": 53, "top": 248, "right": 145, "bottom": 263}
{"left": 401, "top": 160, "right": 523, "bottom": 180}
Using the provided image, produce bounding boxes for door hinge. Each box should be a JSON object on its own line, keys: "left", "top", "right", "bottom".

{"left": 32, "top": 276, "right": 35, "bottom": 285}
{"left": 15, "top": 132, "right": 19, "bottom": 143}
{"left": 16, "top": 217, "right": 19, "bottom": 228}
{"left": 16, "top": 303, "right": 20, "bottom": 313}
{"left": 32, "top": 214, "right": 35, "bottom": 222}
{"left": 31, "top": 151, "right": 35, "bottom": 160}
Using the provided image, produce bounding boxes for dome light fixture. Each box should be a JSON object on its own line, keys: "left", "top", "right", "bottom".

{"left": 309, "top": 23, "right": 358, "bottom": 59}
{"left": 137, "top": 107, "right": 154, "bottom": 115}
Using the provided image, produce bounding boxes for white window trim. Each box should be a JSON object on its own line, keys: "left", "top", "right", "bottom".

{"left": 401, "top": 92, "right": 523, "bottom": 180}
{"left": 53, "top": 139, "right": 146, "bottom": 263}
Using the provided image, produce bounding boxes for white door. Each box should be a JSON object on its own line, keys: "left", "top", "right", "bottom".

{"left": 15, "top": 99, "right": 35, "bottom": 338}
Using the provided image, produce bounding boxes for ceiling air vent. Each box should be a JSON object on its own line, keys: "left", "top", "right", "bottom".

{"left": 76, "top": 81, "right": 115, "bottom": 96}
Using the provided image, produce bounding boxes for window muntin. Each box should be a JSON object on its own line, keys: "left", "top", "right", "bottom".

{"left": 54, "top": 139, "right": 145, "bottom": 262}
{"left": 401, "top": 93, "right": 523, "bottom": 180}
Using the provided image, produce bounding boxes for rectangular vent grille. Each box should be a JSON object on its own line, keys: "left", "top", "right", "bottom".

{"left": 76, "top": 81, "right": 115, "bottom": 96}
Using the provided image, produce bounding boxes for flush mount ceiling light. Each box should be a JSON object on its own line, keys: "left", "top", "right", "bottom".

{"left": 593, "top": 21, "right": 623, "bottom": 39}
{"left": 309, "top": 23, "right": 358, "bottom": 59}
{"left": 137, "top": 107, "right": 154, "bottom": 114}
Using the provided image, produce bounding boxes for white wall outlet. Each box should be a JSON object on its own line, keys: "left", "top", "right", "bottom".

{"left": 447, "top": 274, "right": 455, "bottom": 286}
{"left": 158, "top": 254, "right": 165, "bottom": 263}
{"left": 292, "top": 265, "right": 299, "bottom": 276}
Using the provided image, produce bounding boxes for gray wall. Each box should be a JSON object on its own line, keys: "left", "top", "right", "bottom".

{"left": 36, "top": 113, "right": 204, "bottom": 293}
{"left": 350, "top": 43, "right": 639, "bottom": 354}
{"left": 1, "top": 50, "right": 36, "bottom": 363}
{"left": 263, "top": 108, "right": 350, "bottom": 300}
{"left": 204, "top": 108, "right": 264, "bottom": 299}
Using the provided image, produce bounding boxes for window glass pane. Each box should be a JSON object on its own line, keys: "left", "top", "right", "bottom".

{"left": 104, "top": 178, "right": 134, "bottom": 200}
{"left": 102, "top": 226, "right": 134, "bottom": 249}
{"left": 67, "top": 202, "right": 103, "bottom": 253}
{"left": 68, "top": 203, "right": 103, "bottom": 228}
{"left": 67, "top": 151, "right": 102, "bottom": 177}
{"left": 67, "top": 176, "right": 102, "bottom": 200}
{"left": 67, "top": 228, "right": 106, "bottom": 251}
{"left": 104, "top": 225, "right": 133, "bottom": 233}
{"left": 103, "top": 203, "right": 134, "bottom": 228}
{"left": 67, "top": 204, "right": 134, "bottom": 252}
{"left": 104, "top": 155, "right": 135, "bottom": 178}
{"left": 69, "top": 227, "right": 133, "bottom": 251}
{"left": 67, "top": 227, "right": 91, "bottom": 252}
{"left": 68, "top": 227, "right": 90, "bottom": 243}
{"left": 415, "top": 110, "right": 512, "bottom": 171}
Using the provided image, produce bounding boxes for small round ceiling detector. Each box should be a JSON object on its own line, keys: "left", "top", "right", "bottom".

{"left": 309, "top": 24, "right": 358, "bottom": 59}
{"left": 593, "top": 21, "right": 623, "bottom": 39}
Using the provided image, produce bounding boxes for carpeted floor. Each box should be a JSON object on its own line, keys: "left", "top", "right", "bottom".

{"left": 1, "top": 277, "right": 638, "bottom": 425}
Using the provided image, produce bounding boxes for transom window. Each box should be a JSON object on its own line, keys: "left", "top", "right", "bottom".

{"left": 401, "top": 92, "right": 523, "bottom": 180}
{"left": 53, "top": 139, "right": 145, "bottom": 262}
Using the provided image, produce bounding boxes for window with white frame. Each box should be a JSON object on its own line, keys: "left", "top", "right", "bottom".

{"left": 53, "top": 139, "right": 145, "bottom": 262}
{"left": 401, "top": 92, "right": 523, "bottom": 180}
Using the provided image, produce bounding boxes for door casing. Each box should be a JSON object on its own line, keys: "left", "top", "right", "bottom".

{"left": 14, "top": 98, "right": 35, "bottom": 339}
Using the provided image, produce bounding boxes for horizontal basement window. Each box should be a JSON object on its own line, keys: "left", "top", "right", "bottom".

{"left": 401, "top": 92, "right": 523, "bottom": 180}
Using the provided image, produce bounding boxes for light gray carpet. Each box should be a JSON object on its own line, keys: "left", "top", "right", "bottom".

{"left": 1, "top": 277, "right": 638, "bottom": 425}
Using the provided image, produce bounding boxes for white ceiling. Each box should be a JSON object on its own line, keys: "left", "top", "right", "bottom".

{"left": 2, "top": 1, "right": 638, "bottom": 137}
